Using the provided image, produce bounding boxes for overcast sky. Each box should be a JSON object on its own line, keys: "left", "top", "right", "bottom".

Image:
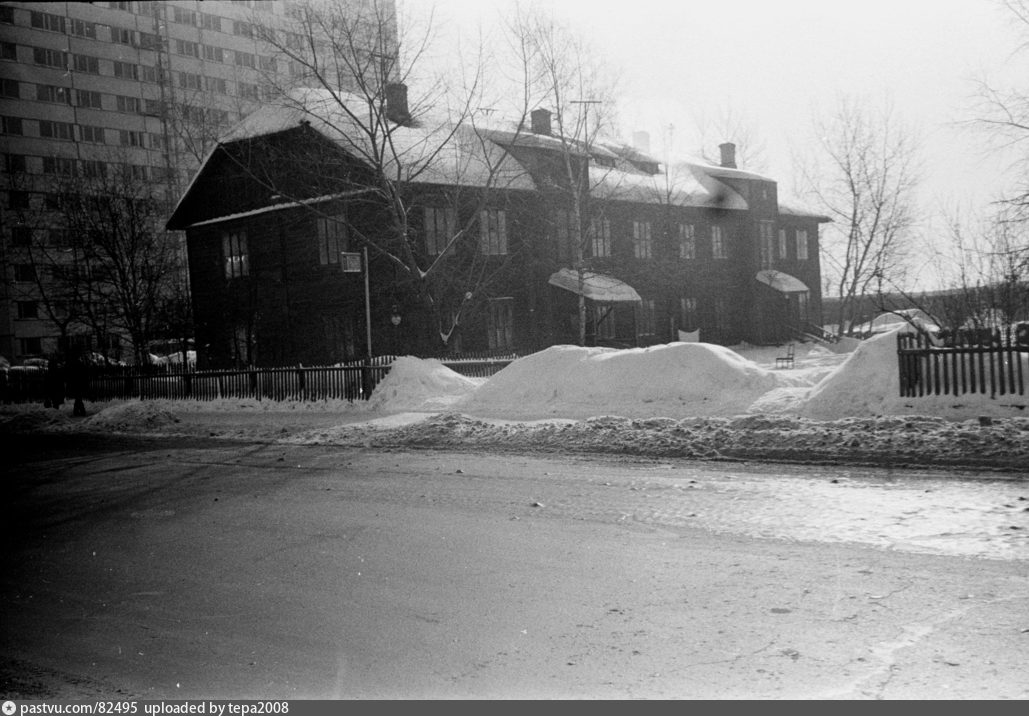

{"left": 421, "top": 0, "right": 1025, "bottom": 226}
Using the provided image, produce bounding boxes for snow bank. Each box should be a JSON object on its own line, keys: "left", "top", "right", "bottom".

{"left": 457, "top": 343, "right": 796, "bottom": 419}
{"left": 366, "top": 356, "right": 481, "bottom": 412}
{"left": 82, "top": 401, "right": 182, "bottom": 431}
{"left": 801, "top": 329, "right": 1029, "bottom": 420}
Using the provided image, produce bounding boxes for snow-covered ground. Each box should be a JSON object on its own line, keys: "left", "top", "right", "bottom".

{"left": 4, "top": 329, "right": 1028, "bottom": 471}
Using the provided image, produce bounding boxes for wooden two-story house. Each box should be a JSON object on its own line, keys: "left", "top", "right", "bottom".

{"left": 167, "top": 86, "right": 829, "bottom": 368}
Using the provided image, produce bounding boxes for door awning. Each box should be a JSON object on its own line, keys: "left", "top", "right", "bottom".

{"left": 756, "top": 269, "right": 809, "bottom": 294}
{"left": 548, "top": 268, "right": 642, "bottom": 303}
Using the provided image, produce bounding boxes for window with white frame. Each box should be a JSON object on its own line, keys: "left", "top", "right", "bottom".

{"left": 796, "top": 229, "right": 809, "bottom": 260}
{"left": 424, "top": 206, "right": 455, "bottom": 256}
{"left": 222, "top": 230, "right": 249, "bottom": 278}
{"left": 633, "top": 219, "right": 652, "bottom": 259}
{"left": 487, "top": 298, "right": 514, "bottom": 350}
{"left": 678, "top": 222, "right": 696, "bottom": 259}
{"left": 317, "top": 216, "right": 347, "bottom": 265}
{"left": 758, "top": 220, "right": 775, "bottom": 269}
{"left": 590, "top": 216, "right": 611, "bottom": 258}
{"left": 778, "top": 228, "right": 788, "bottom": 259}
{"left": 479, "top": 209, "right": 507, "bottom": 255}
{"left": 711, "top": 225, "right": 727, "bottom": 259}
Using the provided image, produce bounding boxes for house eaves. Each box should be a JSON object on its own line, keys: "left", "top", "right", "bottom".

{"left": 175, "top": 189, "right": 376, "bottom": 230}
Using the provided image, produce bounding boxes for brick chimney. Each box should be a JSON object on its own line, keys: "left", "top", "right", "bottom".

{"left": 531, "top": 108, "right": 552, "bottom": 136}
{"left": 718, "top": 142, "right": 737, "bottom": 168}
{"left": 385, "top": 83, "right": 410, "bottom": 124}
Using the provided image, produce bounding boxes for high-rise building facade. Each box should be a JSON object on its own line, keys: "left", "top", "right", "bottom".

{"left": 0, "top": 0, "right": 385, "bottom": 363}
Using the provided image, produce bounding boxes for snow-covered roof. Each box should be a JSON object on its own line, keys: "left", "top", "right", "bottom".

{"left": 756, "top": 269, "right": 809, "bottom": 294}
{"left": 216, "top": 88, "right": 538, "bottom": 191}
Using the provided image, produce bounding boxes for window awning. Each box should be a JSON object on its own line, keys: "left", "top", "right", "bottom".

{"left": 548, "top": 268, "right": 642, "bottom": 303}
{"left": 756, "top": 269, "right": 809, "bottom": 294}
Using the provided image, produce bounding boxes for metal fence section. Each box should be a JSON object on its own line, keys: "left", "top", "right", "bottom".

{"left": 3, "top": 351, "right": 519, "bottom": 405}
{"left": 897, "top": 325, "right": 1029, "bottom": 399}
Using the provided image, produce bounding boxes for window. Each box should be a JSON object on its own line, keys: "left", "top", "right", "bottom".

{"left": 479, "top": 209, "right": 507, "bottom": 255}
{"left": 590, "top": 217, "right": 611, "bottom": 258}
{"left": 711, "top": 225, "right": 727, "bottom": 259}
{"left": 1, "top": 116, "right": 24, "bottom": 135}
{"left": 127, "top": 163, "right": 148, "bottom": 180}
{"left": 0, "top": 6, "right": 13, "bottom": 23}
{"left": 796, "top": 229, "right": 809, "bottom": 260}
{"left": 49, "top": 228, "right": 70, "bottom": 247}
{"left": 119, "top": 129, "right": 144, "bottom": 147}
{"left": 108, "top": 2, "right": 132, "bottom": 11}
{"left": 232, "top": 20, "right": 253, "bottom": 38}
{"left": 36, "top": 84, "right": 69, "bottom": 104}
{"left": 237, "top": 82, "right": 258, "bottom": 100}
{"left": 43, "top": 156, "right": 77, "bottom": 176}
{"left": 31, "top": 11, "right": 66, "bottom": 33}
{"left": 1, "top": 41, "right": 15, "bottom": 60}
{"left": 4, "top": 153, "right": 26, "bottom": 173}
{"left": 172, "top": 6, "right": 197, "bottom": 25}
{"left": 488, "top": 298, "right": 514, "bottom": 350}
{"left": 144, "top": 98, "right": 164, "bottom": 116}
{"left": 174, "top": 39, "right": 199, "bottom": 57}
{"left": 202, "top": 45, "right": 224, "bottom": 63}
{"left": 632, "top": 219, "right": 652, "bottom": 259}
{"left": 234, "top": 50, "right": 256, "bottom": 68}
{"left": 222, "top": 230, "right": 249, "bottom": 278}
{"left": 110, "top": 27, "right": 136, "bottom": 46}
{"left": 33, "top": 47, "right": 67, "bottom": 69}
{"left": 40, "top": 119, "right": 74, "bottom": 140}
{"left": 80, "top": 125, "right": 105, "bottom": 143}
{"left": 554, "top": 210, "right": 574, "bottom": 262}
{"left": 14, "top": 264, "right": 37, "bottom": 283}
{"left": 637, "top": 298, "right": 656, "bottom": 336}
{"left": 113, "top": 61, "right": 138, "bottom": 80}
{"left": 778, "top": 228, "right": 788, "bottom": 259}
{"left": 70, "top": 19, "right": 97, "bottom": 38}
{"left": 1, "top": 78, "right": 19, "bottom": 98}
{"left": 12, "top": 227, "right": 34, "bottom": 246}
{"left": 19, "top": 337, "right": 43, "bottom": 356}
{"left": 317, "top": 216, "right": 347, "bottom": 265}
{"left": 148, "top": 132, "right": 167, "bottom": 149}
{"left": 758, "top": 220, "right": 774, "bottom": 269}
{"left": 678, "top": 222, "right": 695, "bottom": 259}
{"left": 142, "top": 66, "right": 166, "bottom": 82}
{"left": 17, "top": 302, "right": 39, "bottom": 320}
{"left": 9, "top": 191, "right": 31, "bottom": 209}
{"left": 73, "top": 54, "right": 100, "bottom": 74}
{"left": 286, "top": 32, "right": 304, "bottom": 50}
{"left": 178, "top": 72, "right": 202, "bottom": 90}
{"left": 115, "top": 95, "right": 141, "bottom": 114}
{"left": 259, "top": 55, "right": 277, "bottom": 72}
{"left": 200, "top": 13, "right": 222, "bottom": 32}
{"left": 137, "top": 2, "right": 164, "bottom": 19}
{"left": 205, "top": 76, "right": 227, "bottom": 94}
{"left": 76, "top": 89, "right": 102, "bottom": 108}
{"left": 679, "top": 297, "right": 698, "bottom": 330}
{"left": 423, "top": 206, "right": 455, "bottom": 256}
{"left": 138, "top": 32, "right": 161, "bottom": 50}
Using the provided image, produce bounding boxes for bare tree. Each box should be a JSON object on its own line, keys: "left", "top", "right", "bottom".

{"left": 236, "top": 0, "right": 535, "bottom": 353}
{"left": 503, "top": 5, "right": 622, "bottom": 345}
{"left": 797, "top": 96, "right": 922, "bottom": 336}
{"left": 692, "top": 104, "right": 769, "bottom": 172}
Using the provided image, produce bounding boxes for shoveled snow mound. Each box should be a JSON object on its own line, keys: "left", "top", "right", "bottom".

{"left": 82, "top": 401, "right": 181, "bottom": 431}
{"left": 801, "top": 328, "right": 1029, "bottom": 420}
{"left": 366, "top": 356, "right": 481, "bottom": 412}
{"left": 456, "top": 343, "right": 793, "bottom": 419}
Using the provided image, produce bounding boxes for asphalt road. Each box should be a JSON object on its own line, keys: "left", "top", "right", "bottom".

{"left": 2, "top": 434, "right": 1027, "bottom": 699}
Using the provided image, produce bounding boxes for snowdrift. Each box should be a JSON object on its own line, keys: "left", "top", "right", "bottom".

{"left": 366, "top": 356, "right": 480, "bottom": 412}
{"left": 456, "top": 343, "right": 794, "bottom": 419}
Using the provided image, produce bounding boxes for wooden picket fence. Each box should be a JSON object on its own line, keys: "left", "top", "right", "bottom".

{"left": 897, "top": 325, "right": 1029, "bottom": 399}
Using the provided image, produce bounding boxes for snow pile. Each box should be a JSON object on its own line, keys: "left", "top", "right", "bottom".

{"left": 81, "top": 401, "right": 182, "bottom": 432}
{"left": 801, "top": 330, "right": 1029, "bottom": 420}
{"left": 366, "top": 356, "right": 481, "bottom": 412}
{"left": 457, "top": 343, "right": 797, "bottom": 420}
